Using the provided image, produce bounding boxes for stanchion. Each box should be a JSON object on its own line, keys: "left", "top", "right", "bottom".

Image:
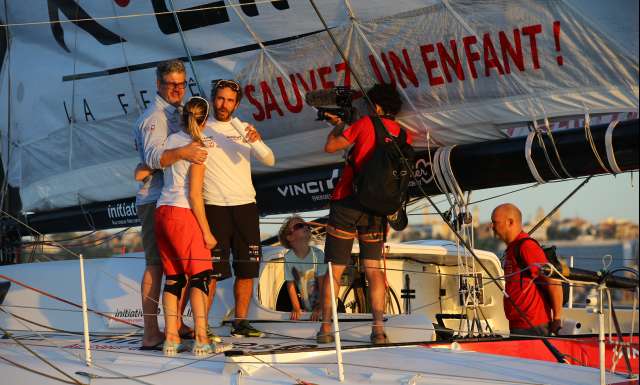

{"left": 598, "top": 285, "right": 605, "bottom": 385}
{"left": 79, "top": 253, "right": 92, "bottom": 366}
{"left": 568, "top": 256, "right": 574, "bottom": 309}
{"left": 328, "top": 262, "right": 344, "bottom": 382}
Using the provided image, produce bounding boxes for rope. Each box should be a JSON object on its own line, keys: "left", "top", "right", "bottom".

{"left": 525, "top": 132, "right": 546, "bottom": 184}
{"left": 605, "top": 120, "right": 623, "bottom": 174}
{"left": 532, "top": 120, "right": 562, "bottom": 180}
{"left": 431, "top": 147, "right": 457, "bottom": 209}
{"left": 583, "top": 112, "right": 611, "bottom": 174}
{"left": 440, "top": 146, "right": 466, "bottom": 208}
{"left": 542, "top": 117, "right": 573, "bottom": 178}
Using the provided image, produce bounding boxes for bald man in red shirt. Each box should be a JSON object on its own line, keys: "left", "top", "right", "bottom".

{"left": 492, "top": 203, "right": 563, "bottom": 336}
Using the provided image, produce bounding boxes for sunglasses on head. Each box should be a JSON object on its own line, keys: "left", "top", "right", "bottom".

{"left": 289, "top": 222, "right": 309, "bottom": 233}
{"left": 212, "top": 79, "right": 241, "bottom": 92}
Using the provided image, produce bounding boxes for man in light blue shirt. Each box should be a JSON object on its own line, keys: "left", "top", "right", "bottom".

{"left": 133, "top": 60, "right": 207, "bottom": 350}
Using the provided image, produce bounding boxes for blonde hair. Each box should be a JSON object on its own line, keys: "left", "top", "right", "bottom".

{"left": 278, "top": 214, "right": 304, "bottom": 249}
{"left": 182, "top": 96, "right": 209, "bottom": 144}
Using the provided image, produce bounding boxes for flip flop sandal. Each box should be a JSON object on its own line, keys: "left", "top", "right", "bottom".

{"left": 207, "top": 327, "right": 223, "bottom": 343}
{"left": 316, "top": 330, "right": 335, "bottom": 344}
{"left": 370, "top": 332, "right": 389, "bottom": 345}
{"left": 140, "top": 340, "right": 164, "bottom": 351}
{"left": 192, "top": 341, "right": 233, "bottom": 357}
{"left": 163, "top": 340, "right": 189, "bottom": 357}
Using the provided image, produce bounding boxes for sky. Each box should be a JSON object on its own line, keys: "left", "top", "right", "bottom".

{"left": 464, "top": 171, "right": 639, "bottom": 225}
{"left": 260, "top": 171, "right": 639, "bottom": 237}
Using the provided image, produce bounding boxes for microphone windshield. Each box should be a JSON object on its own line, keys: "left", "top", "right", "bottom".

{"left": 305, "top": 89, "right": 338, "bottom": 107}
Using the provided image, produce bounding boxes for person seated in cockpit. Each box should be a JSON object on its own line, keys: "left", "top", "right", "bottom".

{"left": 278, "top": 215, "right": 326, "bottom": 321}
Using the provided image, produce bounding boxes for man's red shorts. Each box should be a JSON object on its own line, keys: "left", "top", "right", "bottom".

{"left": 154, "top": 205, "right": 212, "bottom": 276}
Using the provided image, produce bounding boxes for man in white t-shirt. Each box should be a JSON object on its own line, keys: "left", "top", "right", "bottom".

{"left": 202, "top": 79, "right": 275, "bottom": 337}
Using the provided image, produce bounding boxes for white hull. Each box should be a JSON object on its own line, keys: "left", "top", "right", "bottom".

{"left": 1, "top": 334, "right": 632, "bottom": 385}
{"left": 0, "top": 242, "right": 637, "bottom": 384}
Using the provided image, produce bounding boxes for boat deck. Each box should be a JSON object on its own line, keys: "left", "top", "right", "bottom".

{"left": 1, "top": 328, "right": 636, "bottom": 385}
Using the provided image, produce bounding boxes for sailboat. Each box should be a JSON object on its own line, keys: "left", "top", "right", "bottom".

{"left": 1, "top": 1, "right": 638, "bottom": 384}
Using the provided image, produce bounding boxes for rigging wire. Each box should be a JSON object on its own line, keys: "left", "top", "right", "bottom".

{"left": 0, "top": 307, "right": 153, "bottom": 385}
{"left": 71, "top": 350, "right": 228, "bottom": 380}
{"left": 23, "top": 228, "right": 131, "bottom": 249}
{"left": 0, "top": 2, "right": 637, "bottom": 380}
{"left": 0, "top": 355, "right": 82, "bottom": 385}
{"left": 166, "top": 0, "right": 204, "bottom": 96}
{"left": 1, "top": 207, "right": 164, "bottom": 311}
{"left": 21, "top": 230, "right": 99, "bottom": 245}
{"left": 0, "top": 334, "right": 579, "bottom": 385}
{"left": 109, "top": 0, "right": 143, "bottom": 114}
{"left": 0, "top": 272, "right": 141, "bottom": 328}
{"left": 527, "top": 176, "right": 592, "bottom": 236}
{"left": 1, "top": 269, "right": 635, "bottom": 382}
{"left": 0, "top": 0, "right": 11, "bottom": 213}
{"left": 0, "top": 307, "right": 142, "bottom": 340}
{"left": 0, "top": 324, "right": 85, "bottom": 385}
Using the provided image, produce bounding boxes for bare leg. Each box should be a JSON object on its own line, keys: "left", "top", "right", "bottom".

{"left": 177, "top": 279, "right": 192, "bottom": 337}
{"left": 362, "top": 258, "right": 385, "bottom": 336}
{"left": 141, "top": 265, "right": 164, "bottom": 346}
{"left": 234, "top": 278, "right": 253, "bottom": 323}
{"left": 207, "top": 278, "right": 218, "bottom": 316}
{"left": 162, "top": 286, "right": 180, "bottom": 344}
{"left": 189, "top": 287, "right": 209, "bottom": 345}
{"left": 319, "top": 264, "right": 346, "bottom": 336}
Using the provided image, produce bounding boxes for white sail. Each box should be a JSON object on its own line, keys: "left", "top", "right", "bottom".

{"left": 0, "top": 0, "right": 637, "bottom": 212}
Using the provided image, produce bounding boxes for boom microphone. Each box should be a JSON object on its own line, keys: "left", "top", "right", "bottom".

{"left": 305, "top": 88, "right": 341, "bottom": 107}
{"left": 305, "top": 86, "right": 356, "bottom": 123}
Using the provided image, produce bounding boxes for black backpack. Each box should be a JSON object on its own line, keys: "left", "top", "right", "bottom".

{"left": 513, "top": 237, "right": 569, "bottom": 305}
{"left": 351, "top": 116, "right": 414, "bottom": 216}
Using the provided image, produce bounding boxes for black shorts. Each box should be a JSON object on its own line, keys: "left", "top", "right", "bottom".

{"left": 324, "top": 196, "right": 385, "bottom": 265}
{"left": 205, "top": 203, "right": 261, "bottom": 280}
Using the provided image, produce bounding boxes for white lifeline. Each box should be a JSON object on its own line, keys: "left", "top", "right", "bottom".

{"left": 201, "top": 117, "right": 274, "bottom": 206}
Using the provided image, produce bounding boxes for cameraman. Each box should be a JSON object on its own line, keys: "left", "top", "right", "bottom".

{"left": 317, "top": 83, "right": 413, "bottom": 344}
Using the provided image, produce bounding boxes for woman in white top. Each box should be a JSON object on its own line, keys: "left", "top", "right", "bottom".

{"left": 153, "top": 96, "right": 230, "bottom": 357}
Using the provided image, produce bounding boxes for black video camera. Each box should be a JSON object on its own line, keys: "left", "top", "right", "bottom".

{"left": 305, "top": 86, "right": 356, "bottom": 124}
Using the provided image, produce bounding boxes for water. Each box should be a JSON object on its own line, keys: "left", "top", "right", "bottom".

{"left": 552, "top": 240, "right": 638, "bottom": 271}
